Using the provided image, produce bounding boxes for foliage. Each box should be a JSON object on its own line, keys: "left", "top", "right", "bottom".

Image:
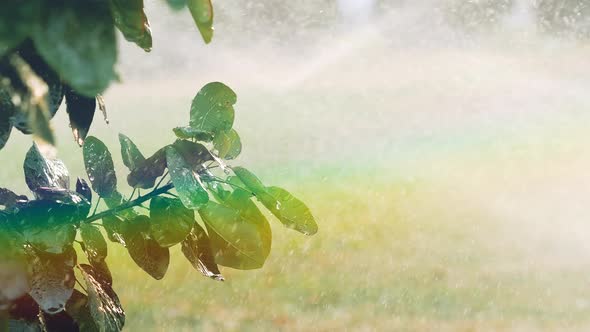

{"left": 534, "top": 0, "right": 590, "bottom": 38}
{"left": 0, "top": 1, "right": 317, "bottom": 331}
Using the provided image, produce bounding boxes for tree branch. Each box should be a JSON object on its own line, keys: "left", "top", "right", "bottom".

{"left": 83, "top": 183, "right": 174, "bottom": 223}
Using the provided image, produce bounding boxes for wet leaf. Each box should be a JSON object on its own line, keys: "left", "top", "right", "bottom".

{"left": 79, "top": 264, "right": 125, "bottom": 332}
{"left": 23, "top": 143, "right": 68, "bottom": 194}
{"left": 166, "top": 146, "right": 209, "bottom": 210}
{"left": 83, "top": 136, "right": 117, "bottom": 197}
{"left": 75, "top": 178, "right": 92, "bottom": 203}
{"left": 66, "top": 289, "right": 99, "bottom": 332}
{"left": 213, "top": 129, "right": 241, "bottom": 160}
{"left": 149, "top": 196, "right": 194, "bottom": 247}
{"left": 125, "top": 230, "right": 170, "bottom": 280}
{"left": 27, "top": 246, "right": 76, "bottom": 314}
{"left": 0, "top": 1, "right": 41, "bottom": 56}
{"left": 181, "top": 223, "right": 223, "bottom": 281}
{"left": 65, "top": 87, "right": 96, "bottom": 146}
{"left": 127, "top": 148, "right": 166, "bottom": 189}
{"left": 118, "top": 133, "right": 145, "bottom": 171}
{"left": 32, "top": 2, "right": 117, "bottom": 97}
{"left": 187, "top": 0, "right": 214, "bottom": 43}
{"left": 109, "top": 0, "right": 152, "bottom": 52}
{"left": 261, "top": 187, "right": 318, "bottom": 235}
{"left": 101, "top": 215, "right": 126, "bottom": 246}
{"left": 33, "top": 188, "right": 91, "bottom": 219}
{"left": 189, "top": 82, "right": 236, "bottom": 135}
{"left": 233, "top": 167, "right": 317, "bottom": 235}
{"left": 0, "top": 187, "right": 27, "bottom": 210}
{"left": 172, "top": 126, "right": 214, "bottom": 142}
{"left": 199, "top": 201, "right": 269, "bottom": 270}
{"left": 171, "top": 139, "right": 213, "bottom": 169}
{"left": 80, "top": 224, "right": 107, "bottom": 261}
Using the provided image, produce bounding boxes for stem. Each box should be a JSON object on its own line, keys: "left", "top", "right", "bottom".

{"left": 129, "top": 187, "right": 137, "bottom": 201}
{"left": 154, "top": 171, "right": 169, "bottom": 190}
{"left": 91, "top": 197, "right": 102, "bottom": 216}
{"left": 83, "top": 183, "right": 174, "bottom": 223}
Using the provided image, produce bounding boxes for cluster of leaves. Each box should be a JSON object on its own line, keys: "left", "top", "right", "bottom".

{"left": 0, "top": 82, "right": 318, "bottom": 330}
{"left": 0, "top": 0, "right": 215, "bottom": 150}
{"left": 535, "top": 0, "right": 590, "bottom": 38}
{"left": 441, "top": 0, "right": 515, "bottom": 32}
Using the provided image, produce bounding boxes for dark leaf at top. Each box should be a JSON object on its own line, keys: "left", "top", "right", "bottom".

{"left": 109, "top": 0, "right": 152, "bottom": 52}
{"left": 65, "top": 86, "right": 96, "bottom": 146}
{"left": 32, "top": 1, "right": 117, "bottom": 97}
{"left": 0, "top": 1, "right": 41, "bottom": 56}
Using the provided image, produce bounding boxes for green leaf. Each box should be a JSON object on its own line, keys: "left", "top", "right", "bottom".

{"left": 166, "top": 146, "right": 209, "bottom": 210}
{"left": 213, "top": 129, "right": 242, "bottom": 159}
{"left": 127, "top": 148, "right": 166, "bottom": 189}
{"left": 149, "top": 196, "right": 194, "bottom": 247}
{"left": 23, "top": 143, "right": 69, "bottom": 193}
{"left": 0, "top": 1, "right": 41, "bottom": 56}
{"left": 79, "top": 264, "right": 125, "bottom": 332}
{"left": 172, "top": 126, "right": 214, "bottom": 142}
{"left": 261, "top": 186, "right": 318, "bottom": 235}
{"left": 102, "top": 215, "right": 126, "bottom": 245}
{"left": 233, "top": 167, "right": 318, "bottom": 235}
{"left": 171, "top": 139, "right": 213, "bottom": 169}
{"left": 125, "top": 230, "right": 170, "bottom": 280}
{"left": 189, "top": 82, "right": 236, "bottom": 135}
{"left": 232, "top": 167, "right": 266, "bottom": 194}
{"left": 80, "top": 224, "right": 108, "bottom": 261}
{"left": 65, "top": 86, "right": 96, "bottom": 146}
{"left": 118, "top": 133, "right": 146, "bottom": 171}
{"left": 32, "top": 2, "right": 117, "bottom": 97}
{"left": 165, "top": 0, "right": 186, "bottom": 10}
{"left": 83, "top": 136, "right": 117, "bottom": 197}
{"left": 181, "top": 223, "right": 223, "bottom": 281}
{"left": 75, "top": 177, "right": 93, "bottom": 203}
{"left": 0, "top": 188, "right": 27, "bottom": 211}
{"left": 199, "top": 201, "right": 269, "bottom": 270}
{"left": 109, "top": 0, "right": 152, "bottom": 52}
{"left": 187, "top": 0, "right": 214, "bottom": 43}
{"left": 27, "top": 246, "right": 76, "bottom": 314}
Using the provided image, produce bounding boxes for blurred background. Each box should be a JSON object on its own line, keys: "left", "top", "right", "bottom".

{"left": 3, "top": 0, "right": 590, "bottom": 330}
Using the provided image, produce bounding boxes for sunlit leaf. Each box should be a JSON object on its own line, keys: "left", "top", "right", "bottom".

{"left": 65, "top": 87, "right": 96, "bottom": 146}
{"left": 199, "top": 201, "right": 269, "bottom": 270}
{"left": 79, "top": 264, "right": 125, "bottom": 332}
{"left": 233, "top": 167, "right": 318, "bottom": 235}
{"left": 149, "top": 196, "right": 194, "bottom": 247}
{"left": 172, "top": 126, "right": 214, "bottom": 142}
{"left": 23, "top": 143, "right": 69, "bottom": 193}
{"left": 213, "top": 129, "right": 241, "bottom": 159}
{"left": 83, "top": 136, "right": 117, "bottom": 197}
{"left": 261, "top": 186, "right": 318, "bottom": 235}
{"left": 127, "top": 148, "right": 166, "bottom": 189}
{"left": 125, "top": 231, "right": 169, "bottom": 280}
{"left": 181, "top": 223, "right": 223, "bottom": 281}
{"left": 166, "top": 146, "right": 209, "bottom": 210}
{"left": 80, "top": 224, "right": 107, "bottom": 261}
{"left": 189, "top": 82, "right": 236, "bottom": 135}
{"left": 32, "top": 2, "right": 117, "bottom": 97}
{"left": 187, "top": 0, "right": 214, "bottom": 43}
{"left": 27, "top": 246, "right": 76, "bottom": 314}
{"left": 109, "top": 0, "right": 152, "bottom": 52}
{"left": 118, "top": 133, "right": 146, "bottom": 172}
{"left": 0, "top": 1, "right": 41, "bottom": 56}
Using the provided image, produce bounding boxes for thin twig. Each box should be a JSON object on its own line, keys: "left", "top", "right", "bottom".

{"left": 154, "top": 171, "right": 169, "bottom": 190}
{"left": 90, "top": 197, "right": 101, "bottom": 216}
{"left": 211, "top": 177, "right": 255, "bottom": 196}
